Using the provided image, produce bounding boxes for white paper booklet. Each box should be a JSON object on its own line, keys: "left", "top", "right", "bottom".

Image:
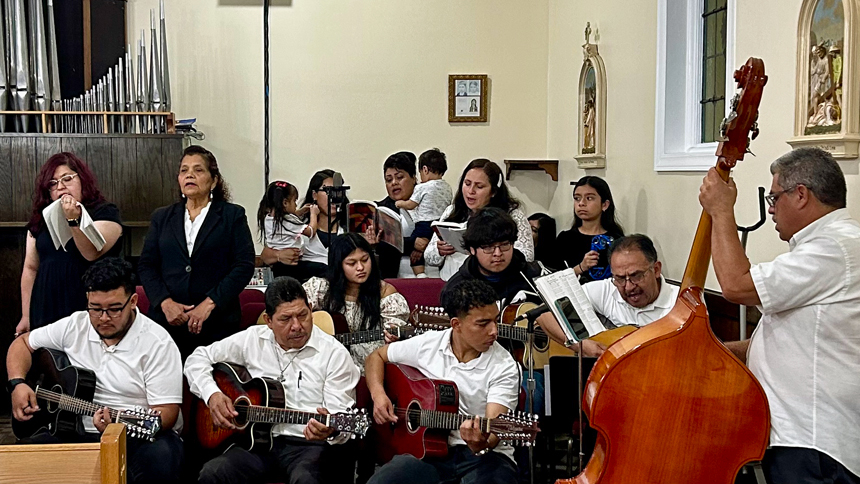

{"left": 532, "top": 268, "right": 605, "bottom": 343}
{"left": 42, "top": 199, "right": 106, "bottom": 252}
{"left": 430, "top": 220, "right": 468, "bottom": 254}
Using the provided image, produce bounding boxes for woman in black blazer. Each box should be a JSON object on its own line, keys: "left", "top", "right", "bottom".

{"left": 138, "top": 145, "right": 255, "bottom": 357}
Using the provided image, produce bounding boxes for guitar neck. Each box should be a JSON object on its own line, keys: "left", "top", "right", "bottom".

{"left": 245, "top": 405, "right": 328, "bottom": 426}
{"left": 418, "top": 409, "right": 490, "bottom": 432}
{"left": 335, "top": 329, "right": 385, "bottom": 346}
{"left": 497, "top": 324, "right": 548, "bottom": 343}
{"left": 35, "top": 387, "right": 123, "bottom": 421}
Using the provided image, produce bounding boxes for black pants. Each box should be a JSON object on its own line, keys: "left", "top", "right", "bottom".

{"left": 21, "top": 430, "right": 184, "bottom": 484}
{"left": 763, "top": 447, "right": 860, "bottom": 484}
{"left": 199, "top": 438, "right": 340, "bottom": 484}
{"left": 367, "top": 445, "right": 517, "bottom": 484}
{"left": 272, "top": 261, "right": 327, "bottom": 283}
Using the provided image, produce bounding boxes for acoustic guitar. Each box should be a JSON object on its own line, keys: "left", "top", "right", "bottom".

{"left": 195, "top": 362, "right": 370, "bottom": 452}
{"left": 312, "top": 310, "right": 419, "bottom": 347}
{"left": 373, "top": 363, "right": 539, "bottom": 464}
{"left": 11, "top": 348, "right": 162, "bottom": 442}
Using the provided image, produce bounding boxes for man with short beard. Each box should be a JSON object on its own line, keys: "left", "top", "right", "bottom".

{"left": 7, "top": 257, "right": 184, "bottom": 483}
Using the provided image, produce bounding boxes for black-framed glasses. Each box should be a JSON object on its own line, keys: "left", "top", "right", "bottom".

{"left": 48, "top": 173, "right": 79, "bottom": 191}
{"left": 478, "top": 241, "right": 513, "bottom": 255}
{"left": 611, "top": 266, "right": 654, "bottom": 288}
{"left": 764, "top": 185, "right": 800, "bottom": 207}
{"left": 87, "top": 294, "right": 133, "bottom": 319}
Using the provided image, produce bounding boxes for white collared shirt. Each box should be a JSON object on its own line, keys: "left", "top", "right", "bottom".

{"left": 385, "top": 328, "right": 520, "bottom": 462}
{"left": 748, "top": 208, "right": 860, "bottom": 475}
{"left": 27, "top": 309, "right": 183, "bottom": 433}
{"left": 582, "top": 275, "right": 678, "bottom": 327}
{"left": 184, "top": 324, "right": 360, "bottom": 443}
{"left": 184, "top": 201, "right": 212, "bottom": 255}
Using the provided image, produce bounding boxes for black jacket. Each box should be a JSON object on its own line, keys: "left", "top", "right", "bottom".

{"left": 444, "top": 250, "right": 545, "bottom": 307}
{"left": 138, "top": 200, "right": 255, "bottom": 353}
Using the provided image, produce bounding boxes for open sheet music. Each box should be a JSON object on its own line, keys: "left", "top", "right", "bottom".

{"left": 533, "top": 268, "right": 605, "bottom": 343}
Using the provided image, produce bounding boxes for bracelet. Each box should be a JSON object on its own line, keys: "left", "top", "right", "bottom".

{"left": 577, "top": 263, "right": 583, "bottom": 273}
{"left": 474, "top": 447, "right": 491, "bottom": 457}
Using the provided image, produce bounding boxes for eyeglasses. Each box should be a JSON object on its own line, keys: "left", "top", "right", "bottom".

{"left": 48, "top": 173, "right": 79, "bottom": 191}
{"left": 611, "top": 266, "right": 654, "bottom": 288}
{"left": 478, "top": 241, "right": 513, "bottom": 254}
{"left": 87, "top": 294, "right": 133, "bottom": 320}
{"left": 764, "top": 185, "right": 800, "bottom": 207}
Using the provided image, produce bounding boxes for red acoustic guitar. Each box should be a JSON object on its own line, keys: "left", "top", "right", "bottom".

{"left": 373, "top": 363, "right": 539, "bottom": 464}
{"left": 195, "top": 362, "right": 370, "bottom": 452}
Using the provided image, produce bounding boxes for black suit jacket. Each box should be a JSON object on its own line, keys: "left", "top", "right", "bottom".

{"left": 138, "top": 200, "right": 255, "bottom": 353}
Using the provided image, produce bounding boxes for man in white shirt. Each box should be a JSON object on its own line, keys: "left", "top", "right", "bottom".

{"left": 184, "top": 276, "right": 360, "bottom": 484}
{"left": 700, "top": 147, "right": 860, "bottom": 484}
{"left": 6, "top": 258, "right": 184, "bottom": 484}
{"left": 539, "top": 234, "right": 678, "bottom": 357}
{"left": 365, "top": 279, "right": 520, "bottom": 484}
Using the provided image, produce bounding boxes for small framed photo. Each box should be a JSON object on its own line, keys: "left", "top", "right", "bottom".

{"left": 449, "top": 74, "right": 488, "bottom": 123}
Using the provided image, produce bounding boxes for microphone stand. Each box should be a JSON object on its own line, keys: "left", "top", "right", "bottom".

{"left": 524, "top": 310, "right": 538, "bottom": 484}
{"left": 320, "top": 184, "right": 350, "bottom": 236}
{"left": 577, "top": 339, "right": 584, "bottom": 473}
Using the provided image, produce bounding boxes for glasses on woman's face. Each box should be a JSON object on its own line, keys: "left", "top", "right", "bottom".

{"left": 478, "top": 241, "right": 513, "bottom": 255}
{"left": 48, "top": 173, "right": 79, "bottom": 191}
{"left": 86, "top": 294, "right": 133, "bottom": 320}
{"left": 611, "top": 266, "right": 654, "bottom": 288}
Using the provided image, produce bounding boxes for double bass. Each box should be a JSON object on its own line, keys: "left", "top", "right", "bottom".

{"left": 557, "top": 58, "right": 770, "bottom": 483}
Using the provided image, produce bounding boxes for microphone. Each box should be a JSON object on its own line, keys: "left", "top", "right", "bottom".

{"left": 514, "top": 304, "right": 551, "bottom": 322}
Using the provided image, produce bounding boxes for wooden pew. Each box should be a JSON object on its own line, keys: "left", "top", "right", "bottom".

{"left": 0, "top": 423, "right": 127, "bottom": 484}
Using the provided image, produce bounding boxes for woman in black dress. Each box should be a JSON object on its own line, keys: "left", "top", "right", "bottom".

{"left": 17, "top": 152, "right": 124, "bottom": 334}
{"left": 138, "top": 145, "right": 255, "bottom": 357}
{"left": 556, "top": 176, "right": 624, "bottom": 282}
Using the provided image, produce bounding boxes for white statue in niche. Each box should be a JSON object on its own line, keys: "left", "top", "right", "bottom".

{"left": 804, "top": 0, "right": 844, "bottom": 133}
{"left": 582, "top": 64, "right": 597, "bottom": 153}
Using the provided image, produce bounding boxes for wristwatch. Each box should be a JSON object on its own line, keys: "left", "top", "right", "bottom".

{"left": 6, "top": 378, "right": 26, "bottom": 394}
{"left": 67, "top": 217, "right": 80, "bottom": 227}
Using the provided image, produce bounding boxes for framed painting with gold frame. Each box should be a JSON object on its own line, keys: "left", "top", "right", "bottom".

{"left": 448, "top": 74, "right": 488, "bottom": 123}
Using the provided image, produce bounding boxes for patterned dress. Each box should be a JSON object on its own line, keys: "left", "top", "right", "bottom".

{"left": 303, "top": 277, "right": 409, "bottom": 374}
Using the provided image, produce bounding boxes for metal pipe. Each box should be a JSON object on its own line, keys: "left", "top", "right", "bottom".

{"left": 46, "top": 0, "right": 62, "bottom": 118}
{"left": 116, "top": 59, "right": 125, "bottom": 133}
{"left": 10, "top": 0, "right": 31, "bottom": 132}
{"left": 106, "top": 67, "right": 115, "bottom": 133}
{"left": 0, "top": 0, "right": 8, "bottom": 132}
{"left": 160, "top": 0, "right": 170, "bottom": 113}
{"left": 137, "top": 31, "right": 149, "bottom": 133}
{"left": 149, "top": 10, "right": 163, "bottom": 132}
{"left": 125, "top": 46, "right": 135, "bottom": 133}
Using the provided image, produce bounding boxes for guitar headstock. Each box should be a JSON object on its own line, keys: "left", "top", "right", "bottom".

{"left": 117, "top": 406, "right": 162, "bottom": 442}
{"left": 408, "top": 306, "right": 451, "bottom": 331}
{"left": 489, "top": 411, "right": 540, "bottom": 447}
{"left": 328, "top": 408, "right": 371, "bottom": 439}
{"left": 716, "top": 57, "right": 767, "bottom": 171}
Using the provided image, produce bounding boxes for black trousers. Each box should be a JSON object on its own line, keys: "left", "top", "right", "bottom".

{"left": 367, "top": 445, "right": 517, "bottom": 484}
{"left": 763, "top": 447, "right": 860, "bottom": 484}
{"left": 199, "top": 437, "right": 348, "bottom": 484}
{"left": 21, "top": 430, "right": 184, "bottom": 484}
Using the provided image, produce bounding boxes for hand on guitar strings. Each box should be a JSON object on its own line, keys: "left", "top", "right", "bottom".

{"left": 11, "top": 384, "right": 39, "bottom": 422}
{"left": 208, "top": 392, "right": 239, "bottom": 429}
{"left": 94, "top": 406, "right": 113, "bottom": 433}
{"left": 372, "top": 394, "right": 398, "bottom": 425}
{"left": 304, "top": 407, "right": 336, "bottom": 441}
{"left": 460, "top": 417, "right": 491, "bottom": 454}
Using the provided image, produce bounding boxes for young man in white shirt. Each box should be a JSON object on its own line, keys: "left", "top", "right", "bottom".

{"left": 538, "top": 234, "right": 678, "bottom": 357}
{"left": 365, "top": 279, "right": 520, "bottom": 484}
{"left": 184, "top": 276, "right": 360, "bottom": 484}
{"left": 700, "top": 147, "right": 860, "bottom": 484}
{"left": 6, "top": 257, "right": 184, "bottom": 484}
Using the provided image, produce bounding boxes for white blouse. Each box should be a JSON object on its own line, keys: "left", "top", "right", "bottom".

{"left": 184, "top": 201, "right": 211, "bottom": 256}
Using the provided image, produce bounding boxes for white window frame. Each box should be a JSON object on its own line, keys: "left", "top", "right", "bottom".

{"left": 654, "top": 0, "right": 736, "bottom": 171}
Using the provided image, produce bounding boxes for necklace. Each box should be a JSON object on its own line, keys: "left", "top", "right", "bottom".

{"left": 272, "top": 339, "right": 302, "bottom": 383}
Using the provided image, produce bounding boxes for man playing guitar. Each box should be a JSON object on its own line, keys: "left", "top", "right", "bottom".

{"left": 184, "top": 276, "right": 360, "bottom": 484}
{"left": 366, "top": 279, "right": 520, "bottom": 484}
{"left": 6, "top": 257, "right": 184, "bottom": 484}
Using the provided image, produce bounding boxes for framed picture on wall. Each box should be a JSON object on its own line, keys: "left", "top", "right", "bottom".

{"left": 448, "top": 74, "right": 488, "bottom": 122}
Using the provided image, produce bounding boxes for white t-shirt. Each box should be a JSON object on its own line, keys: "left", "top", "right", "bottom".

{"left": 300, "top": 227, "right": 344, "bottom": 265}
{"left": 265, "top": 214, "right": 307, "bottom": 250}
{"left": 28, "top": 310, "right": 183, "bottom": 433}
{"left": 184, "top": 201, "right": 212, "bottom": 256}
{"left": 386, "top": 328, "right": 520, "bottom": 462}
{"left": 184, "top": 324, "right": 360, "bottom": 443}
{"left": 747, "top": 209, "right": 860, "bottom": 476}
{"left": 581, "top": 276, "right": 678, "bottom": 327}
{"left": 409, "top": 179, "right": 453, "bottom": 223}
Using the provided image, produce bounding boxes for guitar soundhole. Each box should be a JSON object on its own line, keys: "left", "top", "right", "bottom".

{"left": 233, "top": 396, "right": 250, "bottom": 428}
{"left": 47, "top": 384, "right": 62, "bottom": 413}
{"left": 534, "top": 333, "right": 550, "bottom": 352}
{"left": 405, "top": 401, "right": 421, "bottom": 432}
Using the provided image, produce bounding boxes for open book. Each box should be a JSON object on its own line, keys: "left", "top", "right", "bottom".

{"left": 430, "top": 221, "right": 468, "bottom": 255}
{"left": 42, "top": 199, "right": 106, "bottom": 252}
{"left": 532, "top": 268, "right": 606, "bottom": 343}
{"left": 348, "top": 201, "right": 404, "bottom": 253}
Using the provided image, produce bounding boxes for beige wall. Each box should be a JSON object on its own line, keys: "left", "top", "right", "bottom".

{"left": 130, "top": 0, "right": 859, "bottom": 291}
{"left": 547, "top": 0, "right": 860, "bottom": 288}
{"left": 127, "top": 0, "right": 550, "bottom": 250}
